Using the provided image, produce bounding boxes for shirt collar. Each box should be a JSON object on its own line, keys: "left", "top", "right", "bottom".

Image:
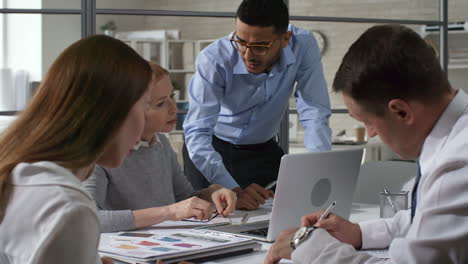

{"left": 133, "top": 133, "right": 160, "bottom": 150}
{"left": 419, "top": 89, "right": 468, "bottom": 171}
{"left": 10, "top": 161, "right": 94, "bottom": 201}
{"left": 429, "top": 89, "right": 468, "bottom": 137}
{"left": 276, "top": 44, "right": 296, "bottom": 72}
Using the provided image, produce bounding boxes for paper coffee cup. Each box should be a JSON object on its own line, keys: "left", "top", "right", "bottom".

{"left": 355, "top": 125, "right": 366, "bottom": 142}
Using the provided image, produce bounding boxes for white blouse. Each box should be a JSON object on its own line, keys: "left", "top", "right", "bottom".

{"left": 0, "top": 161, "right": 101, "bottom": 264}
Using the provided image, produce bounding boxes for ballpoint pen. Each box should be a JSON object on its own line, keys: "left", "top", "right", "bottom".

{"left": 241, "top": 213, "right": 249, "bottom": 224}
{"left": 383, "top": 188, "right": 397, "bottom": 213}
{"left": 264, "top": 180, "right": 277, "bottom": 190}
{"left": 183, "top": 211, "right": 219, "bottom": 223}
{"left": 318, "top": 201, "right": 336, "bottom": 222}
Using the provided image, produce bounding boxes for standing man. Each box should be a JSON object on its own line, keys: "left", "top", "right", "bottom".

{"left": 265, "top": 24, "right": 468, "bottom": 263}
{"left": 183, "top": 0, "right": 331, "bottom": 210}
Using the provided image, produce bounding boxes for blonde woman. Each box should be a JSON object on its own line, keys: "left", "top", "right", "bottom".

{"left": 84, "top": 63, "right": 237, "bottom": 233}
{"left": 0, "top": 35, "right": 152, "bottom": 264}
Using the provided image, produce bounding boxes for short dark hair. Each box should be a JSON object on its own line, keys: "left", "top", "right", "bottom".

{"left": 333, "top": 24, "right": 451, "bottom": 116}
{"left": 236, "top": 0, "right": 289, "bottom": 34}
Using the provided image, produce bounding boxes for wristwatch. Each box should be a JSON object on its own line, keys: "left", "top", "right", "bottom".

{"left": 291, "top": 226, "right": 316, "bottom": 250}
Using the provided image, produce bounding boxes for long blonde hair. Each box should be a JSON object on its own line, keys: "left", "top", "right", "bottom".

{"left": 0, "top": 35, "right": 152, "bottom": 216}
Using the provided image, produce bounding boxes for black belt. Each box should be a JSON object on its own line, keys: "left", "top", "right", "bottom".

{"left": 213, "top": 136, "right": 276, "bottom": 150}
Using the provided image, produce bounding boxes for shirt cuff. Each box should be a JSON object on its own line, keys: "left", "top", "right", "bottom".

{"left": 304, "top": 126, "right": 332, "bottom": 152}
{"left": 359, "top": 218, "right": 393, "bottom": 249}
{"left": 292, "top": 228, "right": 380, "bottom": 264}
{"left": 291, "top": 229, "right": 342, "bottom": 263}
{"left": 213, "top": 174, "right": 239, "bottom": 190}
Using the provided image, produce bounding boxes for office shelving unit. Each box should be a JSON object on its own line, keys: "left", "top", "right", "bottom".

{"left": 120, "top": 37, "right": 215, "bottom": 101}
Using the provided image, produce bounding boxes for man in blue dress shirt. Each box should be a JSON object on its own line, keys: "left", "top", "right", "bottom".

{"left": 183, "top": 0, "right": 332, "bottom": 210}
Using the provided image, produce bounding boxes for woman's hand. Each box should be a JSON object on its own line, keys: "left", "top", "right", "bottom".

{"left": 210, "top": 185, "right": 237, "bottom": 216}
{"left": 200, "top": 184, "right": 237, "bottom": 216}
{"left": 166, "top": 196, "right": 212, "bottom": 221}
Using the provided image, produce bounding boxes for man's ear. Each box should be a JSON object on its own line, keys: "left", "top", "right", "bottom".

{"left": 387, "top": 99, "right": 414, "bottom": 125}
{"left": 281, "top": 31, "right": 293, "bottom": 48}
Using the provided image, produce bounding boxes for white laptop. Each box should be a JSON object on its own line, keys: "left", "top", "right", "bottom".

{"left": 207, "top": 148, "right": 363, "bottom": 242}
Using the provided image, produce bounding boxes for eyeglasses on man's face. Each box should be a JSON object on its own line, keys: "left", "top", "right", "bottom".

{"left": 229, "top": 32, "right": 279, "bottom": 56}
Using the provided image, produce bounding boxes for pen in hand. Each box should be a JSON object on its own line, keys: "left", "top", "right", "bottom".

{"left": 318, "top": 201, "right": 336, "bottom": 222}
{"left": 264, "top": 180, "right": 277, "bottom": 190}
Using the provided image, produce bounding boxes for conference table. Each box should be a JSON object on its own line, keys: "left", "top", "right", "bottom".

{"left": 210, "top": 203, "right": 379, "bottom": 264}
{"left": 104, "top": 203, "right": 380, "bottom": 264}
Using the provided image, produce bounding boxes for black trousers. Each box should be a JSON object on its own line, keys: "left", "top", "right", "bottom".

{"left": 183, "top": 136, "right": 284, "bottom": 190}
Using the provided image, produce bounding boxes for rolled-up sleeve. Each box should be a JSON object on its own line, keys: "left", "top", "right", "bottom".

{"left": 294, "top": 33, "right": 331, "bottom": 152}
{"left": 183, "top": 50, "right": 239, "bottom": 189}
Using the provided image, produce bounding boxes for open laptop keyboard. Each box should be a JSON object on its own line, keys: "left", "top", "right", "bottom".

{"left": 240, "top": 227, "right": 269, "bottom": 237}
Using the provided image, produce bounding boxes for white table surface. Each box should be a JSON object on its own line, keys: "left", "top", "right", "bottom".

{"left": 210, "top": 203, "right": 380, "bottom": 264}
{"left": 103, "top": 203, "right": 380, "bottom": 264}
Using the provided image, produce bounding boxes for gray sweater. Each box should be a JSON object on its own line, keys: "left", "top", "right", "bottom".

{"left": 83, "top": 133, "right": 196, "bottom": 233}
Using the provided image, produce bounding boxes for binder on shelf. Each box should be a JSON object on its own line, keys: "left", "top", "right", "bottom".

{"left": 423, "top": 21, "right": 468, "bottom": 32}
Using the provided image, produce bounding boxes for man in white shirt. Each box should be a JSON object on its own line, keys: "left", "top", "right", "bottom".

{"left": 265, "top": 24, "right": 468, "bottom": 263}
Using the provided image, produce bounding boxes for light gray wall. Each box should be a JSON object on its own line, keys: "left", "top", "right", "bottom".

{"left": 140, "top": 0, "right": 468, "bottom": 141}
{"left": 41, "top": 0, "right": 147, "bottom": 78}
{"left": 41, "top": 15, "right": 80, "bottom": 78}
{"left": 42, "top": 0, "right": 79, "bottom": 78}
{"left": 30, "top": 0, "right": 468, "bottom": 141}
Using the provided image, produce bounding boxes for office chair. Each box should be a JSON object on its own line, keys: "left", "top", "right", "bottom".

{"left": 353, "top": 160, "right": 418, "bottom": 204}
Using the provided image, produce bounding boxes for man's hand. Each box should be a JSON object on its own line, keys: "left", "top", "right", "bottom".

{"left": 166, "top": 197, "right": 212, "bottom": 221}
{"left": 301, "top": 210, "right": 362, "bottom": 249}
{"left": 233, "top": 184, "right": 274, "bottom": 210}
{"left": 264, "top": 228, "right": 298, "bottom": 264}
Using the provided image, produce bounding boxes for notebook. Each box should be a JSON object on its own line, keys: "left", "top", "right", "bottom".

{"left": 207, "top": 148, "right": 363, "bottom": 242}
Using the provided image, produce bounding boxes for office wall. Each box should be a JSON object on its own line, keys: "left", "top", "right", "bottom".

{"left": 7, "top": 0, "right": 465, "bottom": 139}
{"left": 41, "top": 0, "right": 147, "bottom": 78}
{"left": 141, "top": 0, "right": 468, "bottom": 142}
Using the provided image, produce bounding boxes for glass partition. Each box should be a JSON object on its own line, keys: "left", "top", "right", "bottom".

{"left": 2, "top": 0, "right": 459, "bottom": 156}
{"left": 0, "top": 14, "right": 81, "bottom": 111}
{"left": 97, "top": 15, "right": 233, "bottom": 102}
{"left": 289, "top": 0, "right": 439, "bottom": 21}
{"left": 287, "top": 22, "right": 422, "bottom": 148}
{"left": 96, "top": 0, "right": 241, "bottom": 13}
{"left": 0, "top": 0, "right": 80, "bottom": 9}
